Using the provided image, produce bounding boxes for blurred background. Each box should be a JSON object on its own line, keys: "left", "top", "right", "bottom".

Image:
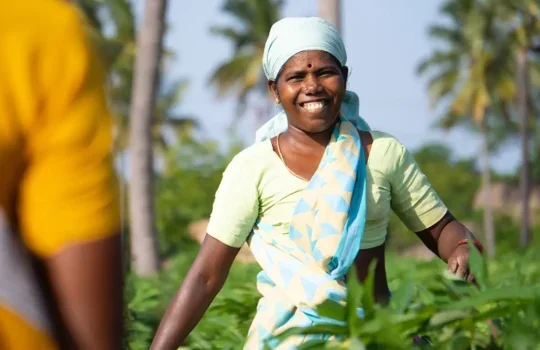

{"left": 75, "top": 0, "right": 539, "bottom": 348}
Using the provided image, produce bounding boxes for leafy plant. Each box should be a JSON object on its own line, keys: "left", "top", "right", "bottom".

{"left": 271, "top": 244, "right": 540, "bottom": 349}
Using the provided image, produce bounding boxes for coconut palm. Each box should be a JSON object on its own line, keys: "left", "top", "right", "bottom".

{"left": 76, "top": 0, "right": 195, "bottom": 165}
{"left": 491, "top": 0, "right": 540, "bottom": 247}
{"left": 418, "top": 0, "right": 518, "bottom": 257}
{"left": 127, "top": 0, "right": 170, "bottom": 276}
{"left": 210, "top": 0, "right": 282, "bottom": 124}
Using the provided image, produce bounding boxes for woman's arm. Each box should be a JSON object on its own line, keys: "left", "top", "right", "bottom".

{"left": 385, "top": 138, "right": 480, "bottom": 281}
{"left": 415, "top": 211, "right": 474, "bottom": 261}
{"left": 150, "top": 235, "right": 241, "bottom": 350}
{"left": 416, "top": 211, "right": 478, "bottom": 281}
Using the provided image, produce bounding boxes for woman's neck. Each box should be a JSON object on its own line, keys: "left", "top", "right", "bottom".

{"left": 282, "top": 123, "right": 335, "bottom": 155}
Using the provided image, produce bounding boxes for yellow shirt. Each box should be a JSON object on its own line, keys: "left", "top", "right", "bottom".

{"left": 0, "top": 1, "right": 120, "bottom": 348}
{"left": 207, "top": 131, "right": 447, "bottom": 249}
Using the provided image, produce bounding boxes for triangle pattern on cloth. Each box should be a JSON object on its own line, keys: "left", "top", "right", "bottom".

{"left": 264, "top": 245, "right": 275, "bottom": 266}
{"left": 306, "top": 224, "right": 313, "bottom": 242}
{"left": 289, "top": 225, "right": 302, "bottom": 240}
{"left": 279, "top": 261, "right": 296, "bottom": 286}
{"left": 319, "top": 223, "right": 339, "bottom": 238}
{"left": 323, "top": 194, "right": 349, "bottom": 213}
{"left": 257, "top": 325, "right": 271, "bottom": 340}
{"left": 342, "top": 147, "right": 359, "bottom": 170}
{"left": 332, "top": 169, "right": 355, "bottom": 192}
{"left": 312, "top": 245, "right": 325, "bottom": 261}
{"left": 300, "top": 276, "right": 319, "bottom": 302}
{"left": 294, "top": 198, "right": 313, "bottom": 215}
{"left": 307, "top": 173, "right": 327, "bottom": 190}
{"left": 257, "top": 222, "right": 274, "bottom": 233}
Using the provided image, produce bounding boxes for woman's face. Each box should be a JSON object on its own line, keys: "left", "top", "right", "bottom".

{"left": 269, "top": 50, "right": 348, "bottom": 134}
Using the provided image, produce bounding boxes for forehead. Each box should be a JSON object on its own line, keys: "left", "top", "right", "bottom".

{"left": 281, "top": 50, "right": 340, "bottom": 72}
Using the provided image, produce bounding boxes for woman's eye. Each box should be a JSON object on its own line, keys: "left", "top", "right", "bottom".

{"left": 288, "top": 75, "right": 303, "bottom": 82}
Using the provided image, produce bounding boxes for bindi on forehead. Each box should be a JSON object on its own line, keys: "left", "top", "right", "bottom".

{"left": 307, "top": 63, "right": 312, "bottom": 68}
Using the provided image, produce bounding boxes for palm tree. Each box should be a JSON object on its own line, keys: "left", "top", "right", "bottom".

{"left": 128, "top": 0, "right": 169, "bottom": 276}
{"left": 76, "top": 0, "right": 195, "bottom": 164}
{"left": 210, "top": 0, "right": 282, "bottom": 125}
{"left": 492, "top": 0, "right": 540, "bottom": 248}
{"left": 77, "top": 0, "right": 194, "bottom": 275}
{"left": 318, "top": 0, "right": 342, "bottom": 34}
{"left": 418, "top": 0, "right": 517, "bottom": 257}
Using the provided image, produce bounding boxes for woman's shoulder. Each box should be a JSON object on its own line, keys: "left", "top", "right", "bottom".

{"left": 366, "top": 130, "right": 407, "bottom": 160}
{"left": 363, "top": 130, "right": 411, "bottom": 177}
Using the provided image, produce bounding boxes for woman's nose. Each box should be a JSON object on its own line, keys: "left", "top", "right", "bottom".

{"left": 303, "top": 75, "right": 322, "bottom": 94}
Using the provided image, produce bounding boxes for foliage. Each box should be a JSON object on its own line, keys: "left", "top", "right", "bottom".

{"left": 125, "top": 244, "right": 540, "bottom": 349}
{"left": 155, "top": 136, "right": 232, "bottom": 256}
{"left": 412, "top": 143, "right": 480, "bottom": 220}
{"left": 272, "top": 245, "right": 540, "bottom": 349}
{"left": 124, "top": 247, "right": 260, "bottom": 350}
{"left": 75, "top": 0, "right": 195, "bottom": 162}
{"left": 210, "top": 0, "right": 283, "bottom": 119}
{"left": 154, "top": 131, "right": 245, "bottom": 257}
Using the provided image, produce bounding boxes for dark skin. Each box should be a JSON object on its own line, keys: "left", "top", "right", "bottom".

{"left": 30, "top": 234, "right": 124, "bottom": 350}
{"left": 150, "top": 51, "right": 477, "bottom": 349}
{"left": 45, "top": 235, "right": 124, "bottom": 350}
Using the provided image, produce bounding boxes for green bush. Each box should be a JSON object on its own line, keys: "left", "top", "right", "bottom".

{"left": 272, "top": 244, "right": 540, "bottom": 349}
{"left": 125, "top": 244, "right": 540, "bottom": 349}
{"left": 124, "top": 247, "right": 261, "bottom": 350}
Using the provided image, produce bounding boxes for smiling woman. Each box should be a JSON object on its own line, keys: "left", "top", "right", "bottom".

{"left": 270, "top": 51, "right": 346, "bottom": 134}
{"left": 151, "top": 17, "right": 483, "bottom": 350}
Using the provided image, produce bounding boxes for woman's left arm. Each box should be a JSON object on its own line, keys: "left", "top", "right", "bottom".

{"left": 387, "top": 139, "right": 480, "bottom": 282}
{"left": 416, "top": 211, "right": 479, "bottom": 282}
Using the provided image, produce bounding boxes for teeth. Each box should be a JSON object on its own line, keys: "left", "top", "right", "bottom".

{"left": 303, "top": 101, "right": 325, "bottom": 111}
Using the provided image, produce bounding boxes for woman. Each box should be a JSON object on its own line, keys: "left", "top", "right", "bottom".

{"left": 151, "top": 17, "right": 482, "bottom": 350}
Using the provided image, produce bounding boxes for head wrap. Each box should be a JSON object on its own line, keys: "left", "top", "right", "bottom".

{"left": 255, "top": 17, "right": 370, "bottom": 142}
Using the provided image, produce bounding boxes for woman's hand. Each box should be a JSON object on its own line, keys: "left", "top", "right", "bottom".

{"left": 416, "top": 211, "right": 478, "bottom": 284}
{"left": 447, "top": 245, "right": 475, "bottom": 283}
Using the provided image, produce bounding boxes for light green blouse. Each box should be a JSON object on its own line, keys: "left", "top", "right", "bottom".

{"left": 206, "top": 131, "right": 447, "bottom": 249}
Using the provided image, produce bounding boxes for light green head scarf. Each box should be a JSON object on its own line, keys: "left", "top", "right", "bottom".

{"left": 255, "top": 17, "right": 370, "bottom": 142}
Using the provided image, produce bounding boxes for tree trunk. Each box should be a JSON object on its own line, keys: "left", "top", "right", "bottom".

{"left": 480, "top": 121, "right": 496, "bottom": 257}
{"left": 128, "top": 0, "right": 168, "bottom": 276}
{"left": 517, "top": 47, "right": 531, "bottom": 248}
{"left": 318, "top": 0, "right": 341, "bottom": 34}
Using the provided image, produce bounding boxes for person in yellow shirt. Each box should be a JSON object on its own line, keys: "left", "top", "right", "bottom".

{"left": 0, "top": 0, "right": 123, "bottom": 349}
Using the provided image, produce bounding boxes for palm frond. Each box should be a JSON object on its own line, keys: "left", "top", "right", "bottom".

{"left": 426, "top": 68, "right": 461, "bottom": 105}
{"left": 427, "top": 25, "right": 463, "bottom": 46}
{"left": 417, "top": 51, "right": 461, "bottom": 75}
{"left": 209, "top": 53, "right": 263, "bottom": 96}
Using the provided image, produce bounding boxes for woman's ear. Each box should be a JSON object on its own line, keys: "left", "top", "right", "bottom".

{"left": 341, "top": 66, "right": 349, "bottom": 86}
{"left": 268, "top": 80, "right": 280, "bottom": 104}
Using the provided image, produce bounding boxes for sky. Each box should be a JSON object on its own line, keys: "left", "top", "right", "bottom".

{"left": 137, "top": 0, "right": 521, "bottom": 174}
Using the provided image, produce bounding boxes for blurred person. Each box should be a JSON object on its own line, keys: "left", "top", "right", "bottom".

{"left": 151, "top": 17, "right": 483, "bottom": 349}
{"left": 0, "top": 0, "right": 123, "bottom": 349}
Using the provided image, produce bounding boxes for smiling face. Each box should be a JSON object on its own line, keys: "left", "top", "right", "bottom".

{"left": 269, "top": 50, "right": 348, "bottom": 134}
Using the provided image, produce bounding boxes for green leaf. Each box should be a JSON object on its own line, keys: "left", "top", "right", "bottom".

{"left": 360, "top": 260, "right": 378, "bottom": 318}
{"left": 272, "top": 324, "right": 348, "bottom": 346}
{"left": 347, "top": 337, "right": 366, "bottom": 350}
{"left": 346, "top": 266, "right": 363, "bottom": 335}
{"left": 391, "top": 280, "right": 415, "bottom": 313}
{"left": 441, "top": 285, "right": 540, "bottom": 310}
{"left": 429, "top": 309, "right": 472, "bottom": 328}
{"left": 297, "top": 339, "right": 332, "bottom": 349}
{"left": 317, "top": 299, "right": 347, "bottom": 322}
{"left": 467, "top": 239, "right": 489, "bottom": 290}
